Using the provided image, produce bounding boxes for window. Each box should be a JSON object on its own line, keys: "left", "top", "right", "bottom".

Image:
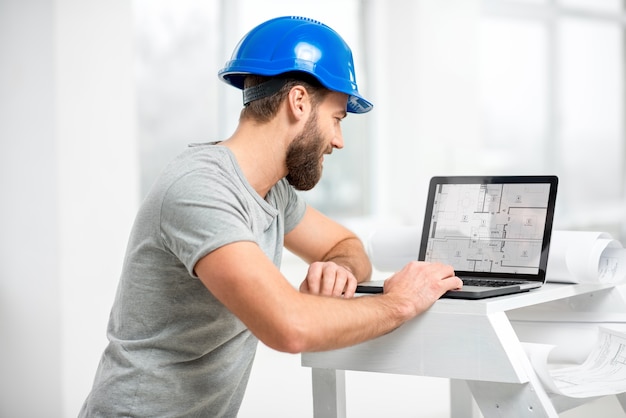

{"left": 482, "top": 0, "right": 625, "bottom": 238}
{"left": 133, "top": 0, "right": 626, "bottom": 239}
{"left": 133, "top": 0, "right": 370, "bottom": 218}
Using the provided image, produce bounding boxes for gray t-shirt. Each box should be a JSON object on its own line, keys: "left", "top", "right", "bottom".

{"left": 80, "top": 143, "right": 306, "bottom": 417}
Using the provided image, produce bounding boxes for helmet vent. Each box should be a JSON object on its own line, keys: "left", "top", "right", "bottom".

{"left": 288, "top": 16, "right": 324, "bottom": 26}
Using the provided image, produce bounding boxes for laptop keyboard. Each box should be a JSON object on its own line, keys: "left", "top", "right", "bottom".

{"left": 461, "top": 278, "right": 522, "bottom": 288}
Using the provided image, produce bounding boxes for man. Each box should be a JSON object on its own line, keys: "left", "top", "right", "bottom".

{"left": 80, "top": 16, "right": 461, "bottom": 417}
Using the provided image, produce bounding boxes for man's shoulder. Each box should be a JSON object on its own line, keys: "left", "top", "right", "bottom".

{"left": 160, "top": 145, "right": 238, "bottom": 190}
{"left": 172, "top": 143, "right": 234, "bottom": 173}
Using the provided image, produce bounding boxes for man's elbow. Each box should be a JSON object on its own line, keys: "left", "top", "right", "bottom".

{"left": 258, "top": 321, "right": 310, "bottom": 354}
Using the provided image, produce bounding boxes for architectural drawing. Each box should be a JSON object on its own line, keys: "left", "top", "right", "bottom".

{"left": 424, "top": 183, "right": 551, "bottom": 274}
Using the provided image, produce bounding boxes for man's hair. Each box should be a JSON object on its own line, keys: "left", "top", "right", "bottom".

{"left": 240, "top": 72, "right": 330, "bottom": 123}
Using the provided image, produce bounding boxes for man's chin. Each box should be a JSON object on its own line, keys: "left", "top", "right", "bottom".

{"left": 287, "top": 175, "right": 321, "bottom": 191}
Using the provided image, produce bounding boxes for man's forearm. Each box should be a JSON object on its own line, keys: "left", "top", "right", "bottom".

{"left": 321, "top": 236, "right": 372, "bottom": 282}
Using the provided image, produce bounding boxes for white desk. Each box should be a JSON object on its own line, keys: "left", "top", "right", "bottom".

{"left": 301, "top": 283, "right": 626, "bottom": 417}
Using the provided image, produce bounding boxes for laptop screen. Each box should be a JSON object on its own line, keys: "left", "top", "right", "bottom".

{"left": 418, "top": 176, "right": 558, "bottom": 281}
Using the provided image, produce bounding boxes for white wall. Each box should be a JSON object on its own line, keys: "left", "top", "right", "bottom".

{"left": 0, "top": 1, "right": 138, "bottom": 416}
{"left": 55, "top": 0, "right": 139, "bottom": 413}
{"left": 0, "top": 1, "right": 61, "bottom": 416}
{"left": 366, "top": 0, "right": 483, "bottom": 224}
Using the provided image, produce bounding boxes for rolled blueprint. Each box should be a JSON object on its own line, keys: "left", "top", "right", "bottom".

{"left": 366, "top": 225, "right": 422, "bottom": 272}
{"left": 546, "top": 230, "right": 626, "bottom": 284}
{"left": 368, "top": 226, "right": 626, "bottom": 283}
{"left": 524, "top": 326, "right": 626, "bottom": 398}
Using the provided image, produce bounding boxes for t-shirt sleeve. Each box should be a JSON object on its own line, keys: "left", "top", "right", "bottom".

{"left": 159, "top": 169, "right": 256, "bottom": 278}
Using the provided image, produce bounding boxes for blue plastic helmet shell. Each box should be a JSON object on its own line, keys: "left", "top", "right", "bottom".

{"left": 218, "top": 16, "right": 373, "bottom": 114}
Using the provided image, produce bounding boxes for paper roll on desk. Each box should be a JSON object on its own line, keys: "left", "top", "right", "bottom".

{"left": 367, "top": 226, "right": 626, "bottom": 284}
{"left": 366, "top": 225, "right": 421, "bottom": 272}
{"left": 546, "top": 230, "right": 626, "bottom": 284}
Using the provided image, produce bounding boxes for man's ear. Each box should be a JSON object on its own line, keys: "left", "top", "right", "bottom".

{"left": 287, "top": 85, "right": 310, "bottom": 122}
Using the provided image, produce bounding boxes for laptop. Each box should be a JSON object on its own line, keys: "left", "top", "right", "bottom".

{"left": 357, "top": 175, "right": 559, "bottom": 299}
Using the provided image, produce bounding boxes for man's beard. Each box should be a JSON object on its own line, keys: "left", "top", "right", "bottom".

{"left": 285, "top": 112, "right": 327, "bottom": 191}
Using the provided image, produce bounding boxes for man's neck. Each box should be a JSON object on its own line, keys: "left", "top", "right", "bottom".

{"left": 219, "top": 120, "right": 291, "bottom": 198}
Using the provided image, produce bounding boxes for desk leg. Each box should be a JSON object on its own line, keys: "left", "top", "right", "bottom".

{"left": 616, "top": 392, "right": 626, "bottom": 413}
{"left": 467, "top": 380, "right": 558, "bottom": 418}
{"left": 311, "top": 368, "right": 346, "bottom": 418}
{"left": 450, "top": 379, "right": 479, "bottom": 418}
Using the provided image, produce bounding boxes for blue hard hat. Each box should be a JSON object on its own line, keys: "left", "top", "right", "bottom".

{"left": 218, "top": 16, "right": 373, "bottom": 114}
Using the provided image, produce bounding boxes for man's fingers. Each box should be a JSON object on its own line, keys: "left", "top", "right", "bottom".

{"left": 304, "top": 262, "right": 323, "bottom": 294}
{"left": 444, "top": 275, "right": 463, "bottom": 290}
{"left": 301, "top": 262, "right": 358, "bottom": 298}
{"left": 339, "top": 274, "right": 358, "bottom": 298}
